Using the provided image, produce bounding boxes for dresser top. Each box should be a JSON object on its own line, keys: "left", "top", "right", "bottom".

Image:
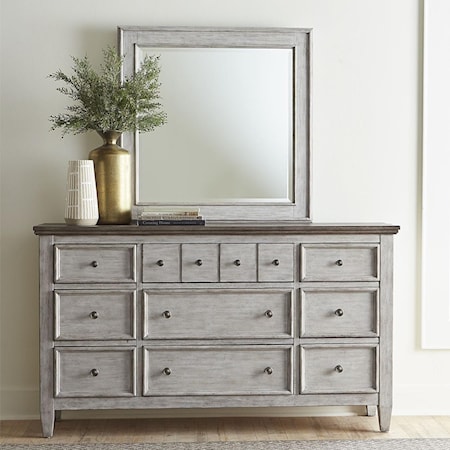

{"left": 33, "top": 222, "right": 400, "bottom": 236}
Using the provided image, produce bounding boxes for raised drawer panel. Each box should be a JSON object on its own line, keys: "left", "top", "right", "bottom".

{"left": 181, "top": 244, "right": 219, "bottom": 282}
{"left": 54, "top": 348, "right": 136, "bottom": 397}
{"left": 54, "top": 290, "right": 136, "bottom": 340}
{"left": 300, "top": 244, "right": 379, "bottom": 282}
{"left": 54, "top": 245, "right": 136, "bottom": 283}
{"left": 143, "top": 289, "right": 292, "bottom": 339}
{"left": 143, "top": 244, "right": 180, "bottom": 282}
{"left": 143, "top": 346, "right": 292, "bottom": 396}
{"left": 220, "top": 244, "right": 257, "bottom": 282}
{"left": 258, "top": 244, "right": 294, "bottom": 282}
{"left": 300, "top": 344, "right": 378, "bottom": 394}
{"left": 300, "top": 287, "right": 378, "bottom": 337}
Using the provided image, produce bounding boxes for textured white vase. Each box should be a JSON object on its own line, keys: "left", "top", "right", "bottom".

{"left": 64, "top": 160, "right": 99, "bottom": 226}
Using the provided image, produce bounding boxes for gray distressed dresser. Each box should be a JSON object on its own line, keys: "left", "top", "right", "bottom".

{"left": 34, "top": 222, "right": 399, "bottom": 437}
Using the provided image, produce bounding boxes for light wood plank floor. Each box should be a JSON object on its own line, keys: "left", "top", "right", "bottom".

{"left": 1, "top": 416, "right": 450, "bottom": 444}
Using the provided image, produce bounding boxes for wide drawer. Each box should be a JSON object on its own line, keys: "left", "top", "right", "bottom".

{"left": 143, "top": 345, "right": 293, "bottom": 396}
{"left": 54, "top": 290, "right": 136, "bottom": 340}
{"left": 54, "top": 245, "right": 136, "bottom": 283}
{"left": 300, "top": 287, "right": 378, "bottom": 337}
{"left": 300, "top": 244, "right": 379, "bottom": 281}
{"left": 143, "top": 289, "right": 293, "bottom": 339}
{"left": 54, "top": 347, "right": 136, "bottom": 397}
{"left": 300, "top": 344, "right": 378, "bottom": 394}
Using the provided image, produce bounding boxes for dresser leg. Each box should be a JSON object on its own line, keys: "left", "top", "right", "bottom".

{"left": 41, "top": 408, "right": 55, "bottom": 438}
{"left": 377, "top": 405, "right": 392, "bottom": 432}
{"left": 366, "top": 405, "right": 377, "bottom": 417}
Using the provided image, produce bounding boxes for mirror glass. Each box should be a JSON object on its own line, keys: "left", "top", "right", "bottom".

{"left": 137, "top": 47, "right": 294, "bottom": 203}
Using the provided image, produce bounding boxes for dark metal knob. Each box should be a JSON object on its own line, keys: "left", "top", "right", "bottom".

{"left": 335, "top": 308, "right": 344, "bottom": 317}
{"left": 89, "top": 311, "right": 99, "bottom": 319}
{"left": 336, "top": 259, "right": 344, "bottom": 266}
{"left": 163, "top": 367, "right": 172, "bottom": 376}
{"left": 272, "top": 259, "right": 280, "bottom": 266}
{"left": 265, "top": 310, "right": 273, "bottom": 318}
{"left": 91, "top": 261, "right": 98, "bottom": 268}
{"left": 264, "top": 367, "right": 273, "bottom": 375}
{"left": 157, "top": 260, "right": 164, "bottom": 267}
{"left": 335, "top": 365, "right": 344, "bottom": 373}
{"left": 234, "top": 259, "right": 241, "bottom": 266}
{"left": 90, "top": 368, "right": 99, "bottom": 377}
{"left": 195, "top": 259, "right": 203, "bottom": 266}
{"left": 162, "top": 310, "right": 172, "bottom": 319}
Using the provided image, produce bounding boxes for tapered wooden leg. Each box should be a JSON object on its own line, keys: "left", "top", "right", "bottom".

{"left": 366, "top": 405, "right": 377, "bottom": 417}
{"left": 378, "top": 405, "right": 392, "bottom": 432}
{"left": 41, "top": 407, "right": 55, "bottom": 438}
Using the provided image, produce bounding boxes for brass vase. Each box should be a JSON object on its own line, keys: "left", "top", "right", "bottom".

{"left": 89, "top": 131, "right": 131, "bottom": 225}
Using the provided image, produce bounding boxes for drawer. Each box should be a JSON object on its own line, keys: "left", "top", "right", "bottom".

{"left": 54, "top": 347, "right": 136, "bottom": 397}
{"left": 181, "top": 244, "right": 219, "bottom": 282}
{"left": 300, "top": 344, "right": 378, "bottom": 394}
{"left": 258, "top": 244, "right": 294, "bottom": 282}
{"left": 143, "top": 345, "right": 293, "bottom": 396}
{"left": 54, "top": 290, "right": 136, "bottom": 340}
{"left": 220, "top": 244, "right": 257, "bottom": 282}
{"left": 300, "top": 287, "right": 378, "bottom": 337}
{"left": 143, "top": 244, "right": 180, "bottom": 282}
{"left": 143, "top": 289, "right": 293, "bottom": 339}
{"left": 54, "top": 245, "right": 136, "bottom": 283}
{"left": 300, "top": 244, "right": 379, "bottom": 281}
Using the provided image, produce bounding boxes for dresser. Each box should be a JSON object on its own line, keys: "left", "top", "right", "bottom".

{"left": 33, "top": 222, "right": 399, "bottom": 437}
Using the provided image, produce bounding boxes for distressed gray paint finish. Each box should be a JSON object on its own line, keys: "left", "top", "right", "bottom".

{"left": 258, "top": 244, "right": 294, "bottom": 282}
{"left": 143, "top": 244, "right": 181, "bottom": 283}
{"left": 220, "top": 244, "right": 257, "bottom": 282}
{"left": 181, "top": 243, "right": 219, "bottom": 282}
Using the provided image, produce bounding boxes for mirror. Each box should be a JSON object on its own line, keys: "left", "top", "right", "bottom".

{"left": 119, "top": 27, "right": 311, "bottom": 221}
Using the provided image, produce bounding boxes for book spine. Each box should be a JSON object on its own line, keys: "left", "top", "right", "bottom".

{"left": 137, "top": 219, "right": 206, "bottom": 226}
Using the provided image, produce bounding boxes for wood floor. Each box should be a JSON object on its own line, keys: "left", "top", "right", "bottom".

{"left": 1, "top": 416, "right": 450, "bottom": 444}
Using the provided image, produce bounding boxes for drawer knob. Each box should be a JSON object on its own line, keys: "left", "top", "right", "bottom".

{"left": 334, "top": 308, "right": 344, "bottom": 317}
{"left": 336, "top": 259, "right": 344, "bottom": 266}
{"left": 163, "top": 367, "right": 172, "bottom": 376}
{"left": 89, "top": 311, "right": 99, "bottom": 320}
{"left": 91, "top": 261, "right": 98, "bottom": 268}
{"left": 335, "top": 365, "right": 344, "bottom": 373}
{"left": 264, "top": 310, "right": 274, "bottom": 318}
{"left": 272, "top": 259, "right": 280, "bottom": 266}
{"left": 157, "top": 259, "right": 165, "bottom": 267}
{"left": 195, "top": 259, "right": 203, "bottom": 266}
{"left": 90, "top": 368, "right": 99, "bottom": 377}
{"left": 234, "top": 259, "right": 241, "bottom": 266}
{"left": 264, "top": 367, "right": 273, "bottom": 375}
{"left": 162, "top": 310, "right": 172, "bottom": 319}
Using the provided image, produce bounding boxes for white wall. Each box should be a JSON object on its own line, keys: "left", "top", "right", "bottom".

{"left": 1, "top": 0, "right": 442, "bottom": 419}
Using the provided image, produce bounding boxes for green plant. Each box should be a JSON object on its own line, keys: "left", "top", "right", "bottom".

{"left": 49, "top": 46, "right": 167, "bottom": 135}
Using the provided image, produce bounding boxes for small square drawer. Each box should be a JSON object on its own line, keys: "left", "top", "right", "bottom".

{"left": 300, "top": 244, "right": 379, "bottom": 282}
{"left": 143, "top": 345, "right": 292, "bottom": 396}
{"left": 300, "top": 287, "right": 378, "bottom": 337}
{"left": 258, "top": 244, "right": 294, "bottom": 282}
{"left": 54, "top": 245, "right": 136, "bottom": 283}
{"left": 54, "top": 290, "right": 136, "bottom": 340}
{"left": 181, "top": 244, "right": 219, "bottom": 282}
{"left": 143, "top": 244, "right": 181, "bottom": 282}
{"left": 54, "top": 347, "right": 136, "bottom": 397}
{"left": 220, "top": 244, "right": 257, "bottom": 282}
{"left": 300, "top": 344, "right": 378, "bottom": 394}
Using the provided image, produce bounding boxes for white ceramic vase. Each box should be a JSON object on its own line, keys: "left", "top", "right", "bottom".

{"left": 64, "top": 160, "right": 99, "bottom": 226}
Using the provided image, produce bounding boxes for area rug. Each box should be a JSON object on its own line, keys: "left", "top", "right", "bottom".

{"left": 1, "top": 439, "right": 450, "bottom": 450}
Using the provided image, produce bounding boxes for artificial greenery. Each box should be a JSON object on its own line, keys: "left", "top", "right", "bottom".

{"left": 49, "top": 46, "right": 167, "bottom": 135}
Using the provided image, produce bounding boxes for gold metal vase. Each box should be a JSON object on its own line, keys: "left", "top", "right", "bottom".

{"left": 89, "top": 131, "right": 131, "bottom": 225}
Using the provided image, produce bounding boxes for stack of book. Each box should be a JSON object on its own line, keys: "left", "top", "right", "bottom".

{"left": 136, "top": 208, "right": 205, "bottom": 226}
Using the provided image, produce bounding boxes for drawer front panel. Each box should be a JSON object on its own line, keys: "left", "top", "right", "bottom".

{"left": 54, "top": 245, "right": 136, "bottom": 283}
{"left": 300, "top": 287, "right": 378, "bottom": 337}
{"left": 301, "top": 344, "right": 378, "bottom": 394}
{"left": 55, "top": 348, "right": 136, "bottom": 397}
{"left": 144, "top": 289, "right": 293, "bottom": 339}
{"left": 301, "top": 244, "right": 379, "bottom": 281}
{"left": 181, "top": 244, "right": 219, "bottom": 282}
{"left": 258, "top": 244, "right": 294, "bottom": 282}
{"left": 220, "top": 244, "right": 257, "bottom": 282}
{"left": 54, "top": 290, "right": 136, "bottom": 340}
{"left": 143, "top": 244, "right": 180, "bottom": 282}
{"left": 143, "top": 346, "right": 292, "bottom": 396}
